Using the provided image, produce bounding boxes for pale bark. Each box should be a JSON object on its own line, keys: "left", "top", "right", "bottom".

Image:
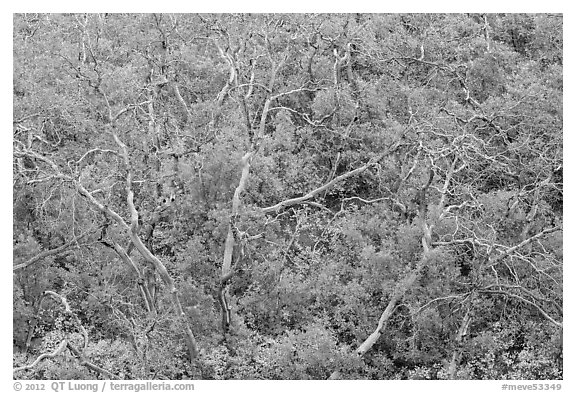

{"left": 327, "top": 259, "right": 427, "bottom": 380}
{"left": 218, "top": 151, "right": 253, "bottom": 331}
{"left": 217, "top": 45, "right": 287, "bottom": 333}
{"left": 222, "top": 152, "right": 254, "bottom": 278}
{"left": 13, "top": 340, "right": 68, "bottom": 373}
{"left": 111, "top": 130, "right": 199, "bottom": 359}
{"left": 129, "top": 233, "right": 199, "bottom": 358}
{"left": 16, "top": 135, "right": 199, "bottom": 360}
{"left": 260, "top": 145, "right": 400, "bottom": 214}
{"left": 329, "top": 163, "right": 455, "bottom": 379}
{"left": 66, "top": 342, "right": 120, "bottom": 379}
{"left": 482, "top": 14, "right": 491, "bottom": 53}
{"left": 110, "top": 241, "right": 156, "bottom": 315}
{"left": 43, "top": 290, "right": 89, "bottom": 351}
{"left": 14, "top": 290, "right": 119, "bottom": 379}
{"left": 172, "top": 82, "right": 192, "bottom": 123}
{"left": 13, "top": 228, "right": 96, "bottom": 271}
{"left": 448, "top": 305, "right": 473, "bottom": 379}
{"left": 488, "top": 226, "right": 561, "bottom": 266}
{"left": 479, "top": 289, "right": 562, "bottom": 327}
{"left": 215, "top": 42, "right": 237, "bottom": 106}
{"left": 357, "top": 262, "right": 426, "bottom": 357}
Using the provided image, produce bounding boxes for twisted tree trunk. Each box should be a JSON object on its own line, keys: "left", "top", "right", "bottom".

{"left": 75, "top": 129, "right": 200, "bottom": 360}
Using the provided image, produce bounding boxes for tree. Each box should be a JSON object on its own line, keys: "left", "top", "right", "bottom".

{"left": 14, "top": 13, "right": 562, "bottom": 380}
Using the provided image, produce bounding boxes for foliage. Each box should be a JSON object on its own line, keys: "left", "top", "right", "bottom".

{"left": 13, "top": 13, "right": 562, "bottom": 380}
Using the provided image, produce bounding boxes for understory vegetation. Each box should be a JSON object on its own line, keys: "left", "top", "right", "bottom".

{"left": 13, "top": 13, "right": 562, "bottom": 380}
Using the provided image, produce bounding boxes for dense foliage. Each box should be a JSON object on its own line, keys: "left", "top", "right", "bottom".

{"left": 13, "top": 13, "right": 562, "bottom": 380}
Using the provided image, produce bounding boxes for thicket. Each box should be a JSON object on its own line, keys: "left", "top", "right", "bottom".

{"left": 13, "top": 13, "right": 562, "bottom": 380}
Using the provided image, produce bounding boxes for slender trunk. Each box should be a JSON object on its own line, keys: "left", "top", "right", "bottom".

{"left": 172, "top": 82, "right": 192, "bottom": 124}
{"left": 330, "top": 163, "right": 455, "bottom": 379}
{"left": 448, "top": 308, "right": 472, "bottom": 379}
{"left": 356, "top": 262, "right": 426, "bottom": 356}
{"left": 219, "top": 151, "right": 253, "bottom": 333}
{"left": 14, "top": 228, "right": 96, "bottom": 271}
{"left": 216, "top": 46, "right": 284, "bottom": 335}
{"left": 129, "top": 222, "right": 199, "bottom": 360}
{"left": 329, "top": 243, "right": 430, "bottom": 380}
{"left": 111, "top": 241, "right": 156, "bottom": 316}
{"left": 24, "top": 296, "right": 42, "bottom": 355}
{"left": 77, "top": 131, "right": 200, "bottom": 361}
{"left": 482, "top": 14, "right": 491, "bottom": 53}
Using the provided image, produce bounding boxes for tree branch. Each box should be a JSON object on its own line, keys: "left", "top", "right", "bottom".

{"left": 489, "top": 226, "right": 561, "bottom": 265}
{"left": 13, "top": 228, "right": 98, "bottom": 271}
{"left": 110, "top": 241, "right": 156, "bottom": 315}
{"left": 479, "top": 290, "right": 562, "bottom": 327}
{"left": 110, "top": 129, "right": 199, "bottom": 360}
{"left": 67, "top": 342, "right": 120, "bottom": 379}
{"left": 43, "top": 291, "right": 89, "bottom": 351}
{"left": 13, "top": 340, "right": 68, "bottom": 373}
{"left": 14, "top": 289, "right": 119, "bottom": 379}
{"left": 260, "top": 146, "right": 399, "bottom": 214}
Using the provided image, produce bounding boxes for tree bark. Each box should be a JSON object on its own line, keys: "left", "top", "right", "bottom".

{"left": 73, "top": 131, "right": 200, "bottom": 360}
{"left": 261, "top": 144, "right": 400, "bottom": 214}
{"left": 329, "top": 163, "right": 454, "bottom": 379}
{"left": 13, "top": 228, "right": 97, "bottom": 271}
{"left": 113, "top": 130, "right": 199, "bottom": 360}
{"left": 13, "top": 339, "right": 68, "bottom": 373}
{"left": 448, "top": 307, "right": 472, "bottom": 379}
{"left": 216, "top": 45, "right": 286, "bottom": 334}
{"left": 14, "top": 290, "right": 119, "bottom": 380}
{"left": 110, "top": 241, "right": 156, "bottom": 316}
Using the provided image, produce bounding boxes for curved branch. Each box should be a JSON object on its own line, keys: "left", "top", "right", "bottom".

{"left": 216, "top": 46, "right": 291, "bottom": 334}
{"left": 13, "top": 227, "right": 98, "bottom": 271}
{"left": 480, "top": 290, "right": 562, "bottom": 328}
{"left": 76, "top": 182, "right": 130, "bottom": 231}
{"left": 14, "top": 290, "right": 120, "bottom": 379}
{"left": 111, "top": 131, "right": 139, "bottom": 231}
{"left": 13, "top": 340, "right": 68, "bottom": 373}
{"left": 110, "top": 241, "right": 155, "bottom": 315}
{"left": 489, "top": 226, "right": 561, "bottom": 265}
{"left": 330, "top": 154, "right": 459, "bottom": 379}
{"left": 222, "top": 152, "right": 253, "bottom": 277}
{"left": 67, "top": 342, "right": 120, "bottom": 379}
{"left": 172, "top": 82, "right": 192, "bottom": 123}
{"left": 76, "top": 148, "right": 119, "bottom": 166}
{"left": 43, "top": 291, "right": 89, "bottom": 351}
{"left": 110, "top": 130, "right": 199, "bottom": 359}
{"left": 260, "top": 150, "right": 396, "bottom": 214}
